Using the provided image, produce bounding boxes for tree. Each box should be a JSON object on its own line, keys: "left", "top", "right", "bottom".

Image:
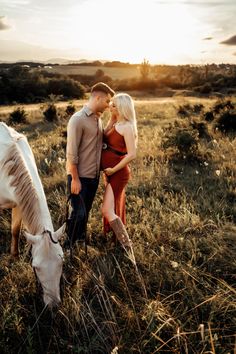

{"left": 139, "top": 58, "right": 151, "bottom": 80}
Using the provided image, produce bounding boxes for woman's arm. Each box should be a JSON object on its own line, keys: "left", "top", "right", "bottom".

{"left": 103, "top": 114, "right": 117, "bottom": 134}
{"left": 104, "top": 125, "right": 136, "bottom": 176}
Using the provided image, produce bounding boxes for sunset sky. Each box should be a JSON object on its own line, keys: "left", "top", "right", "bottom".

{"left": 0, "top": 0, "right": 236, "bottom": 64}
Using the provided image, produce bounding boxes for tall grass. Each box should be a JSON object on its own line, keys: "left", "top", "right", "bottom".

{"left": 0, "top": 96, "right": 235, "bottom": 353}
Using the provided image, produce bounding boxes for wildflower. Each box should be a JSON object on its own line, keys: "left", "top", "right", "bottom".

{"left": 111, "top": 346, "right": 119, "bottom": 354}
{"left": 170, "top": 261, "right": 179, "bottom": 269}
{"left": 58, "top": 157, "right": 65, "bottom": 164}
{"left": 199, "top": 324, "right": 204, "bottom": 341}
{"left": 215, "top": 170, "right": 220, "bottom": 176}
{"left": 195, "top": 170, "right": 199, "bottom": 174}
{"left": 203, "top": 161, "right": 208, "bottom": 166}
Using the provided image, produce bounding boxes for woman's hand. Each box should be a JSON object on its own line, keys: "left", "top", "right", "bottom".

{"left": 110, "top": 113, "right": 117, "bottom": 125}
{"left": 104, "top": 167, "right": 115, "bottom": 176}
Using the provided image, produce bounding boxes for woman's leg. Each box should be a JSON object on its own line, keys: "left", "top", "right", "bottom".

{"left": 102, "top": 183, "right": 132, "bottom": 247}
{"left": 102, "top": 183, "right": 117, "bottom": 222}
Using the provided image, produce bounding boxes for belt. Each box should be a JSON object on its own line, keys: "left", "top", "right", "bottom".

{"left": 102, "top": 143, "right": 127, "bottom": 156}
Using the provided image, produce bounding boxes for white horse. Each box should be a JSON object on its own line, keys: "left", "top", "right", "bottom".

{"left": 0, "top": 122, "right": 65, "bottom": 307}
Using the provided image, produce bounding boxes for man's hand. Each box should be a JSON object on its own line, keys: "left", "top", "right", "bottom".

{"left": 71, "top": 178, "right": 82, "bottom": 194}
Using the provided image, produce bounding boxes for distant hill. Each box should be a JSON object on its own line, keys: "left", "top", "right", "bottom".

{"left": 0, "top": 39, "right": 88, "bottom": 63}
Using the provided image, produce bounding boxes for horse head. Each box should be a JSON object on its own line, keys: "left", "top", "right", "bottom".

{"left": 24, "top": 224, "right": 65, "bottom": 308}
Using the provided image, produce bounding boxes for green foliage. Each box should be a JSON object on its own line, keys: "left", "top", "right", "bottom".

{"left": 65, "top": 103, "right": 76, "bottom": 116}
{"left": 8, "top": 107, "right": 28, "bottom": 125}
{"left": 163, "top": 127, "right": 199, "bottom": 157}
{"left": 0, "top": 66, "right": 85, "bottom": 104}
{"left": 197, "top": 83, "right": 212, "bottom": 94}
{"left": 43, "top": 103, "right": 58, "bottom": 122}
{"left": 215, "top": 110, "right": 236, "bottom": 134}
{"left": 204, "top": 98, "right": 236, "bottom": 135}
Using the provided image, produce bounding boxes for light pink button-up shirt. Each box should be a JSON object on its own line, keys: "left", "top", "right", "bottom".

{"left": 66, "top": 106, "right": 103, "bottom": 178}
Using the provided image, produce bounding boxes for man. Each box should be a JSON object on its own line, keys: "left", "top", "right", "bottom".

{"left": 65, "top": 82, "right": 115, "bottom": 248}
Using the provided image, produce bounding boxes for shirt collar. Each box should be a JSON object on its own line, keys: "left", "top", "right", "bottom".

{"left": 84, "top": 105, "right": 94, "bottom": 117}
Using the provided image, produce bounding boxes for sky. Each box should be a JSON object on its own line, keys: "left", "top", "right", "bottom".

{"left": 0, "top": 0, "right": 236, "bottom": 64}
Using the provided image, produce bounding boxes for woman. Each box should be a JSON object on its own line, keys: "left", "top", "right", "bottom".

{"left": 101, "top": 93, "right": 137, "bottom": 249}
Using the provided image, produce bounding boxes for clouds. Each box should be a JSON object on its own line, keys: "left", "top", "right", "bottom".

{"left": 0, "top": 0, "right": 236, "bottom": 64}
{"left": 220, "top": 35, "right": 236, "bottom": 46}
{"left": 0, "top": 16, "right": 11, "bottom": 30}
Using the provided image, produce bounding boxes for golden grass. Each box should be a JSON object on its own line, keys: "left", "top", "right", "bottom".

{"left": 0, "top": 96, "right": 235, "bottom": 353}
{"left": 46, "top": 65, "right": 141, "bottom": 80}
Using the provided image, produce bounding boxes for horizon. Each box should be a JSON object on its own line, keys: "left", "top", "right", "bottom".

{"left": 0, "top": 0, "right": 236, "bottom": 65}
{"left": 0, "top": 55, "right": 236, "bottom": 66}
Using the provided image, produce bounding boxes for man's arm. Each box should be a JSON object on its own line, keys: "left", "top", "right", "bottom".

{"left": 66, "top": 115, "right": 83, "bottom": 194}
{"left": 68, "top": 163, "right": 81, "bottom": 194}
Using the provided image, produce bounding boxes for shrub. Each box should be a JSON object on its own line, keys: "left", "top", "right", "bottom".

{"left": 163, "top": 128, "right": 199, "bottom": 157}
{"left": 204, "top": 111, "right": 214, "bottom": 122}
{"left": 43, "top": 103, "right": 58, "bottom": 122}
{"left": 65, "top": 103, "right": 76, "bottom": 116}
{"left": 177, "top": 103, "right": 203, "bottom": 118}
{"left": 177, "top": 104, "right": 191, "bottom": 117}
{"left": 213, "top": 99, "right": 234, "bottom": 114}
{"left": 193, "top": 103, "right": 204, "bottom": 114}
{"left": 199, "top": 83, "right": 212, "bottom": 94}
{"left": 175, "top": 130, "right": 199, "bottom": 154}
{"left": 215, "top": 110, "right": 236, "bottom": 134}
{"left": 191, "top": 121, "right": 211, "bottom": 140}
{"left": 8, "top": 107, "right": 28, "bottom": 125}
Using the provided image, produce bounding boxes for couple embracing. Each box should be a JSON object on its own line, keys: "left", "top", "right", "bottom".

{"left": 65, "top": 82, "right": 137, "bottom": 252}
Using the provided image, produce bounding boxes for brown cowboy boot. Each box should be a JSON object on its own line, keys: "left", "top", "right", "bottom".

{"left": 109, "top": 217, "right": 132, "bottom": 248}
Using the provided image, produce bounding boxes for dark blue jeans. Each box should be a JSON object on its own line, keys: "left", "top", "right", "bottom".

{"left": 66, "top": 174, "right": 99, "bottom": 245}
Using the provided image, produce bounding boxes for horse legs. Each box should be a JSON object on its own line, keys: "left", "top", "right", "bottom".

{"left": 11, "top": 207, "right": 22, "bottom": 257}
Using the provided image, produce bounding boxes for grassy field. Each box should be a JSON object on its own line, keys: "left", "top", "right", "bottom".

{"left": 42, "top": 65, "right": 141, "bottom": 80}
{"left": 0, "top": 96, "right": 235, "bottom": 353}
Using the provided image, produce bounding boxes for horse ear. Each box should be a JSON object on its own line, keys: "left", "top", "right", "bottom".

{"left": 53, "top": 223, "right": 66, "bottom": 241}
{"left": 24, "top": 231, "right": 41, "bottom": 245}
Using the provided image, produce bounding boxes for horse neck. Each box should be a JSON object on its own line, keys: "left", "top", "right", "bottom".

{"left": 12, "top": 138, "right": 54, "bottom": 235}
{"left": 20, "top": 141, "right": 54, "bottom": 235}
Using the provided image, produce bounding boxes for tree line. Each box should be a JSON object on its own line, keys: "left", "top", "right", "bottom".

{"left": 0, "top": 60, "right": 235, "bottom": 104}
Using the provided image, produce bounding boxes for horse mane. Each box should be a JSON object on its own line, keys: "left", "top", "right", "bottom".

{"left": 2, "top": 141, "right": 43, "bottom": 235}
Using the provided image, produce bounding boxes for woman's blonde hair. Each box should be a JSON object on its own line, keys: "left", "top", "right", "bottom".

{"left": 113, "top": 93, "right": 138, "bottom": 142}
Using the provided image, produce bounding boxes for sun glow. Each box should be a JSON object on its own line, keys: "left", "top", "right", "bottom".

{"left": 62, "top": 0, "right": 209, "bottom": 64}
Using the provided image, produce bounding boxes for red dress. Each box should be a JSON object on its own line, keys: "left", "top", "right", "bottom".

{"left": 101, "top": 126, "right": 131, "bottom": 234}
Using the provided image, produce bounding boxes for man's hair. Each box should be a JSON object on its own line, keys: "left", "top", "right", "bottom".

{"left": 91, "top": 82, "right": 115, "bottom": 97}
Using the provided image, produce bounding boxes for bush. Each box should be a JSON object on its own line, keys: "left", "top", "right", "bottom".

{"left": 177, "top": 104, "right": 203, "bottom": 118}
{"left": 163, "top": 128, "right": 199, "bottom": 157}
{"left": 8, "top": 107, "right": 28, "bottom": 125}
{"left": 213, "top": 99, "right": 234, "bottom": 114}
{"left": 193, "top": 103, "right": 204, "bottom": 114}
{"left": 177, "top": 104, "right": 191, "bottom": 117}
{"left": 43, "top": 103, "right": 58, "bottom": 122}
{"left": 175, "top": 130, "right": 199, "bottom": 154}
{"left": 191, "top": 121, "right": 211, "bottom": 140}
{"left": 199, "top": 83, "right": 212, "bottom": 94}
{"left": 65, "top": 103, "right": 76, "bottom": 116}
{"left": 215, "top": 110, "right": 236, "bottom": 134}
{"left": 204, "top": 111, "right": 214, "bottom": 122}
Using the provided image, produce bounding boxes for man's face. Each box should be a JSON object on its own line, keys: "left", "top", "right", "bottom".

{"left": 96, "top": 93, "right": 112, "bottom": 115}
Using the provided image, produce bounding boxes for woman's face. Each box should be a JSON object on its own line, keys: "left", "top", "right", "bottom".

{"left": 109, "top": 101, "right": 119, "bottom": 116}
